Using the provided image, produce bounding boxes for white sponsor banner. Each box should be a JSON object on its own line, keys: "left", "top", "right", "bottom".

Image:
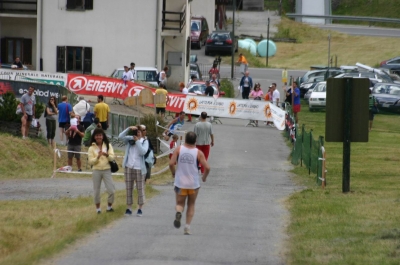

{"left": 0, "top": 70, "right": 68, "bottom": 86}
{"left": 183, "top": 96, "right": 286, "bottom": 130}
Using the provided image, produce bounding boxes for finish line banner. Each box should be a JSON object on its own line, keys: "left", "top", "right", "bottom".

{"left": 183, "top": 96, "right": 286, "bottom": 130}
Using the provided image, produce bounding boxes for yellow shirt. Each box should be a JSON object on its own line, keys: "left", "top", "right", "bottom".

{"left": 155, "top": 88, "right": 168, "bottom": 108}
{"left": 94, "top": 102, "right": 110, "bottom": 122}
{"left": 88, "top": 142, "right": 115, "bottom": 170}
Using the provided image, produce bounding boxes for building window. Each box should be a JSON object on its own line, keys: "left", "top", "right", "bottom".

{"left": 66, "top": 0, "right": 93, "bottom": 11}
{"left": 1, "top": 38, "right": 32, "bottom": 65}
{"left": 56, "top": 46, "right": 92, "bottom": 74}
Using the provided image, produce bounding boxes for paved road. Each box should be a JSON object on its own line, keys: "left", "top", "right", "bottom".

{"left": 50, "top": 117, "right": 298, "bottom": 265}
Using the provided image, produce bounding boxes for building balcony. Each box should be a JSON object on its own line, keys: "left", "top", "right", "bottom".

{"left": 162, "top": 0, "right": 186, "bottom": 33}
{"left": 0, "top": 0, "right": 37, "bottom": 16}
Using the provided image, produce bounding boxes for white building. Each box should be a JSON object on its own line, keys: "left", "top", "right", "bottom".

{"left": 0, "top": 0, "right": 215, "bottom": 87}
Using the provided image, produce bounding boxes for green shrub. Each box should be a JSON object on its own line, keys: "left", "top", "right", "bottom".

{"left": 0, "top": 92, "right": 20, "bottom": 122}
{"left": 136, "top": 113, "right": 167, "bottom": 138}
{"left": 220, "top": 79, "right": 235, "bottom": 98}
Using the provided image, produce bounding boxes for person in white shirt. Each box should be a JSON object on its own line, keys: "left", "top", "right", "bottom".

{"left": 169, "top": 131, "right": 210, "bottom": 235}
{"left": 159, "top": 66, "right": 168, "bottom": 87}
{"left": 122, "top": 66, "right": 134, "bottom": 85}
{"left": 130, "top": 62, "right": 136, "bottom": 81}
{"left": 272, "top": 82, "right": 280, "bottom": 107}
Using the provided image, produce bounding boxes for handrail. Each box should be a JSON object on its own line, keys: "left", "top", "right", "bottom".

{"left": 286, "top": 13, "right": 400, "bottom": 25}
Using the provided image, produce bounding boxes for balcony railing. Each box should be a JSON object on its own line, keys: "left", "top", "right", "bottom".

{"left": 162, "top": 1, "right": 186, "bottom": 33}
{"left": 0, "top": 0, "right": 37, "bottom": 15}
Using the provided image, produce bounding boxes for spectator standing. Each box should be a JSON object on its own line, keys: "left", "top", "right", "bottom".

{"left": 158, "top": 66, "right": 168, "bottom": 87}
{"left": 208, "top": 64, "right": 220, "bottom": 79}
{"left": 19, "top": 86, "right": 36, "bottom": 139}
{"left": 203, "top": 81, "right": 214, "bottom": 97}
{"left": 187, "top": 75, "right": 196, "bottom": 88}
{"left": 94, "top": 95, "right": 110, "bottom": 131}
{"left": 119, "top": 125, "right": 148, "bottom": 217}
{"left": 83, "top": 117, "right": 101, "bottom": 147}
{"left": 141, "top": 125, "right": 154, "bottom": 182}
{"left": 194, "top": 112, "right": 214, "bottom": 173}
{"left": 237, "top": 53, "right": 248, "bottom": 74}
{"left": 169, "top": 131, "right": 210, "bottom": 235}
{"left": 163, "top": 111, "right": 185, "bottom": 141}
{"left": 57, "top": 95, "right": 73, "bottom": 145}
{"left": 239, "top": 71, "right": 253, "bottom": 99}
{"left": 249, "top": 84, "right": 264, "bottom": 127}
{"left": 45, "top": 96, "right": 58, "bottom": 147}
{"left": 73, "top": 96, "right": 90, "bottom": 123}
{"left": 271, "top": 82, "right": 280, "bottom": 107}
{"left": 283, "top": 82, "right": 292, "bottom": 109}
{"left": 292, "top": 81, "right": 301, "bottom": 124}
{"left": 209, "top": 74, "right": 221, "bottom": 88}
{"left": 180, "top": 82, "right": 191, "bottom": 122}
{"left": 65, "top": 116, "right": 85, "bottom": 172}
{"left": 88, "top": 128, "right": 115, "bottom": 214}
{"left": 169, "top": 134, "right": 179, "bottom": 159}
{"left": 82, "top": 108, "right": 95, "bottom": 130}
{"left": 369, "top": 89, "right": 378, "bottom": 131}
{"left": 122, "top": 66, "right": 133, "bottom": 85}
{"left": 155, "top": 84, "right": 169, "bottom": 120}
{"left": 130, "top": 62, "right": 136, "bottom": 81}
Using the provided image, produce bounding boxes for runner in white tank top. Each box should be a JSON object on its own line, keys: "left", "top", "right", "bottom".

{"left": 169, "top": 132, "right": 210, "bottom": 235}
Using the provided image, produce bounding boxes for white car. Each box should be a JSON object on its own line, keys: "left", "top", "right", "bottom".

{"left": 110, "top": 67, "right": 158, "bottom": 86}
{"left": 309, "top": 81, "right": 327, "bottom": 111}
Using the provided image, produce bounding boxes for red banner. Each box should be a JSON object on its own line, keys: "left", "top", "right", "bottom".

{"left": 67, "top": 74, "right": 186, "bottom": 112}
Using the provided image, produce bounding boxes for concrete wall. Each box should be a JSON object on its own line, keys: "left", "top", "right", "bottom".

{"left": 191, "top": 0, "right": 215, "bottom": 31}
{"left": 0, "top": 17, "right": 37, "bottom": 68}
{"left": 41, "top": 0, "right": 158, "bottom": 76}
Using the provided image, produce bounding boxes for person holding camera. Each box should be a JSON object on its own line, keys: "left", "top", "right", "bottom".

{"left": 119, "top": 125, "right": 149, "bottom": 217}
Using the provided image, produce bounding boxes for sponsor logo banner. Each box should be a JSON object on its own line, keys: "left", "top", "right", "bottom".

{"left": 0, "top": 70, "right": 67, "bottom": 86}
{"left": 183, "top": 96, "right": 286, "bottom": 130}
{"left": 67, "top": 74, "right": 186, "bottom": 113}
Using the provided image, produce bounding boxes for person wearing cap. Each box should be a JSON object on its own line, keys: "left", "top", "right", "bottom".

{"left": 130, "top": 62, "right": 136, "bottom": 81}
{"left": 73, "top": 96, "right": 90, "bottom": 125}
{"left": 122, "top": 66, "right": 134, "bottom": 84}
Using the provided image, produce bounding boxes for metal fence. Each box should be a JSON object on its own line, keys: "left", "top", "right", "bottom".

{"left": 284, "top": 105, "right": 326, "bottom": 186}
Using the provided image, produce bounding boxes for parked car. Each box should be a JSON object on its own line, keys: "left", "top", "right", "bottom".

{"left": 110, "top": 67, "right": 158, "bottom": 86}
{"left": 371, "top": 82, "right": 400, "bottom": 113}
{"left": 191, "top": 15, "right": 209, "bottom": 49}
{"left": 187, "top": 81, "right": 225, "bottom": 97}
{"left": 300, "top": 76, "right": 325, "bottom": 98}
{"left": 335, "top": 72, "right": 394, "bottom": 83}
{"left": 299, "top": 69, "right": 343, "bottom": 85}
{"left": 189, "top": 63, "right": 203, "bottom": 80}
{"left": 380, "top": 56, "right": 400, "bottom": 74}
{"left": 205, "top": 31, "right": 238, "bottom": 56}
{"left": 308, "top": 81, "right": 327, "bottom": 111}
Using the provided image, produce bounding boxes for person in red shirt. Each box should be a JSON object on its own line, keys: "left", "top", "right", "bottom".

{"left": 169, "top": 134, "right": 179, "bottom": 159}
{"left": 208, "top": 64, "right": 220, "bottom": 79}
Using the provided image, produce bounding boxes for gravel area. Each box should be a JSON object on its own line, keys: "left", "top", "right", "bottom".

{"left": 0, "top": 178, "right": 126, "bottom": 201}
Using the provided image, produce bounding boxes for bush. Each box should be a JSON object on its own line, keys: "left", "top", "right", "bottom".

{"left": 136, "top": 113, "right": 167, "bottom": 138}
{"left": 0, "top": 92, "right": 20, "bottom": 122}
{"left": 220, "top": 79, "right": 235, "bottom": 98}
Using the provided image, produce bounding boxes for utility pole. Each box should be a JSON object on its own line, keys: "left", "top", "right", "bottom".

{"left": 231, "top": 0, "right": 236, "bottom": 79}
{"left": 266, "top": 17, "right": 270, "bottom": 67}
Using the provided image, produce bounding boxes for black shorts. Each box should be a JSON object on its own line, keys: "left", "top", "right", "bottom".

{"left": 156, "top": 107, "right": 166, "bottom": 114}
{"left": 100, "top": 121, "right": 108, "bottom": 131}
{"left": 167, "top": 132, "right": 174, "bottom": 137}
{"left": 26, "top": 115, "right": 33, "bottom": 122}
{"left": 59, "top": 122, "right": 68, "bottom": 128}
{"left": 369, "top": 110, "right": 374, "bottom": 121}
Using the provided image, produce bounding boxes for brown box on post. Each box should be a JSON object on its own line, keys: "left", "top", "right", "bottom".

{"left": 325, "top": 77, "right": 370, "bottom": 142}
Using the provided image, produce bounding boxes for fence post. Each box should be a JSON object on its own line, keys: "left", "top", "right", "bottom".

{"left": 300, "top": 124, "right": 305, "bottom": 167}
{"left": 309, "top": 129, "right": 313, "bottom": 175}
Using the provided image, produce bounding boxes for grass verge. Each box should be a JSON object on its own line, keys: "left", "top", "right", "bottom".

{"left": 286, "top": 100, "right": 400, "bottom": 264}
{"left": 221, "top": 17, "right": 400, "bottom": 70}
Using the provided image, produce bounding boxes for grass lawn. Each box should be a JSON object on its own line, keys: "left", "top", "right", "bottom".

{"left": 0, "top": 133, "right": 172, "bottom": 265}
{"left": 285, "top": 100, "right": 400, "bottom": 264}
{"left": 221, "top": 17, "right": 400, "bottom": 70}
